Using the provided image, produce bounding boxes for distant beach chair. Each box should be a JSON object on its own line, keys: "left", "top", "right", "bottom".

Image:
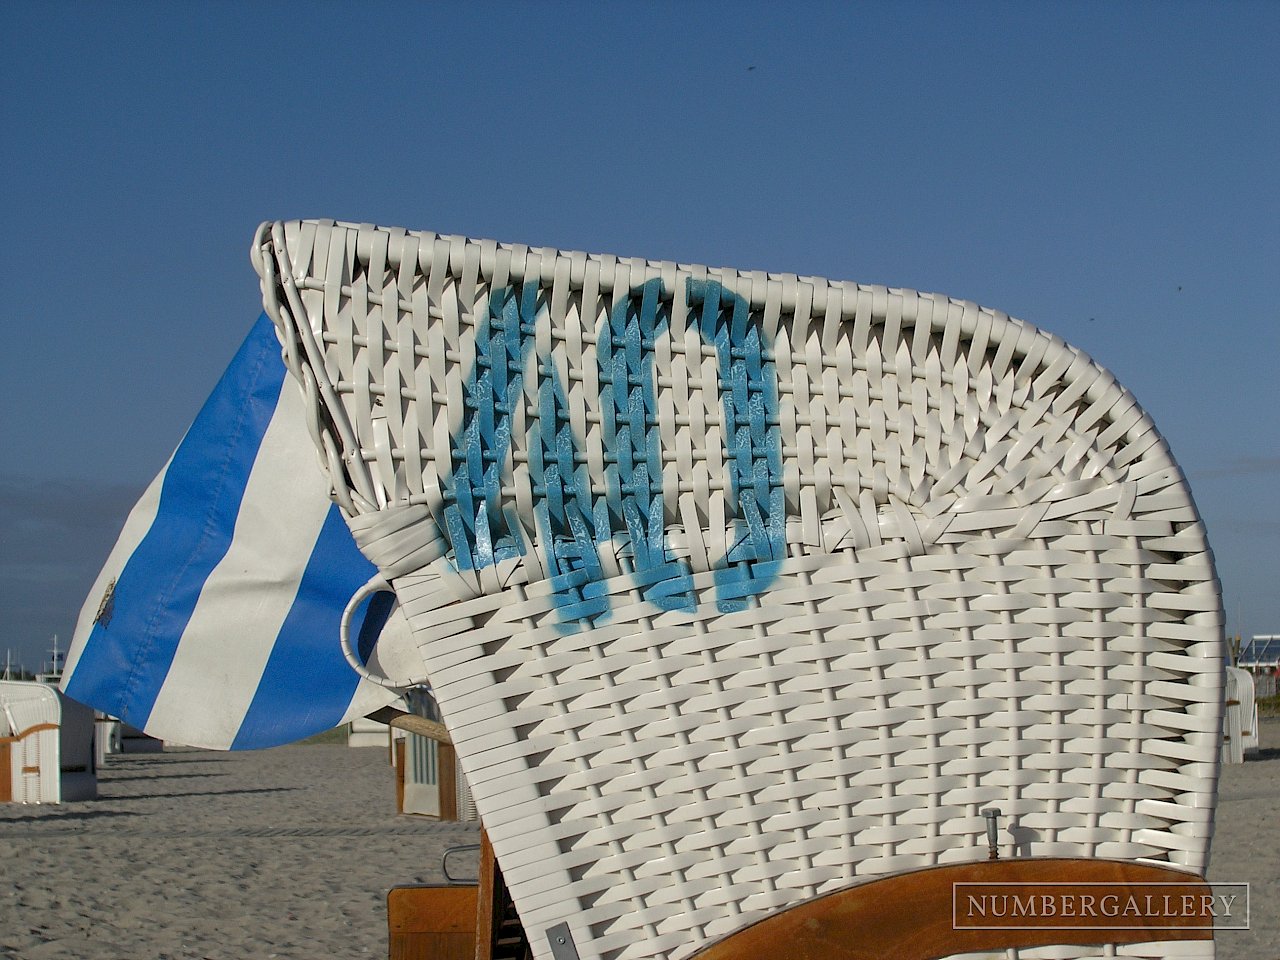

{"left": 254, "top": 219, "right": 1223, "bottom": 960}
{"left": 382, "top": 689, "right": 479, "bottom": 821}
{"left": 1222, "top": 666, "right": 1258, "bottom": 763}
{"left": 93, "top": 712, "right": 123, "bottom": 767}
{"left": 349, "top": 714, "right": 396, "bottom": 750}
{"left": 1, "top": 681, "right": 96, "bottom": 803}
{"left": 56, "top": 691, "right": 98, "bottom": 800}
{"left": 117, "top": 722, "right": 164, "bottom": 754}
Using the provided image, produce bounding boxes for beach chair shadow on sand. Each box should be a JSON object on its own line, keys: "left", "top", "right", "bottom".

{"left": 249, "top": 220, "right": 1223, "bottom": 960}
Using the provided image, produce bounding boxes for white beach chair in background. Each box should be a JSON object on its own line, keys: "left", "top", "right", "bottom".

{"left": 1238, "top": 671, "right": 1260, "bottom": 753}
{"left": 1221, "top": 666, "right": 1258, "bottom": 763}
{"left": 55, "top": 692, "right": 98, "bottom": 801}
{"left": 254, "top": 219, "right": 1224, "bottom": 960}
{"left": 1, "top": 681, "right": 65, "bottom": 804}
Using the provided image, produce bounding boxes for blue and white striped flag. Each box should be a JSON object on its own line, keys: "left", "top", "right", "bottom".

{"left": 62, "top": 315, "right": 418, "bottom": 750}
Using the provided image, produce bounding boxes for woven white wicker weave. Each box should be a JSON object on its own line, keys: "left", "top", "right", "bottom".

{"left": 253, "top": 220, "right": 1223, "bottom": 960}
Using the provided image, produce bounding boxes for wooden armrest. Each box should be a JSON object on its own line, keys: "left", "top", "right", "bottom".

{"left": 688, "top": 858, "right": 1212, "bottom": 960}
{"left": 369, "top": 707, "right": 453, "bottom": 745}
{"left": 0, "top": 722, "right": 59, "bottom": 745}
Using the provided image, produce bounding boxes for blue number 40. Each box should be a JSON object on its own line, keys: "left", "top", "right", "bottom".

{"left": 441, "top": 278, "right": 784, "bottom": 629}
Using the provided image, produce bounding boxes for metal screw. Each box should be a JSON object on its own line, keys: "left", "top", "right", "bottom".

{"left": 981, "top": 807, "right": 1001, "bottom": 860}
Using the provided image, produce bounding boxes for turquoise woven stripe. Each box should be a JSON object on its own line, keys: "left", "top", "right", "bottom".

{"left": 532, "top": 366, "right": 611, "bottom": 628}
{"left": 688, "top": 279, "right": 785, "bottom": 611}
{"left": 599, "top": 279, "right": 695, "bottom": 613}
{"left": 442, "top": 286, "right": 535, "bottom": 570}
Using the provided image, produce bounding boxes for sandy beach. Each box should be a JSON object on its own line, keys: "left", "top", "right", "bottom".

{"left": 2, "top": 726, "right": 1276, "bottom": 959}
{"left": 0, "top": 742, "right": 479, "bottom": 959}
{"left": 1207, "top": 718, "right": 1280, "bottom": 958}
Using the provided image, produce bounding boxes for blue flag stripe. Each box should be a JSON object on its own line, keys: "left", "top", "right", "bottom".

{"left": 231, "top": 504, "right": 380, "bottom": 749}
{"left": 64, "top": 316, "right": 287, "bottom": 727}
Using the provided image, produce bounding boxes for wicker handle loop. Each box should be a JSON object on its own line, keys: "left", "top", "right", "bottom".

{"left": 340, "top": 573, "right": 403, "bottom": 689}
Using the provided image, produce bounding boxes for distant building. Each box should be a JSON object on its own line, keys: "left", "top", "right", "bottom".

{"left": 1237, "top": 635, "right": 1280, "bottom": 670}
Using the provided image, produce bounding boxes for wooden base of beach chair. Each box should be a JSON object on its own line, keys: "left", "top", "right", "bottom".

{"left": 689, "top": 858, "right": 1213, "bottom": 960}
{"left": 388, "top": 832, "right": 532, "bottom": 960}
{"left": 477, "top": 831, "right": 534, "bottom": 960}
{"left": 388, "top": 885, "right": 478, "bottom": 960}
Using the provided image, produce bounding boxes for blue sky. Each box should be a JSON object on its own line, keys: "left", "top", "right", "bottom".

{"left": 2, "top": 1, "right": 1276, "bottom": 671}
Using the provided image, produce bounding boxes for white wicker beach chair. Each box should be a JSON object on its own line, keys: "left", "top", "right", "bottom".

{"left": 1, "top": 681, "right": 63, "bottom": 804}
{"left": 253, "top": 220, "right": 1224, "bottom": 960}
{"left": 1221, "top": 666, "right": 1258, "bottom": 763}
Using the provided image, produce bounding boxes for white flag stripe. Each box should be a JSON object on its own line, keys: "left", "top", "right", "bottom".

{"left": 144, "top": 381, "right": 334, "bottom": 746}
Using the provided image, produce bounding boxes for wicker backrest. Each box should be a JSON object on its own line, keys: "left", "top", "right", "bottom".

{"left": 254, "top": 220, "right": 1223, "bottom": 960}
